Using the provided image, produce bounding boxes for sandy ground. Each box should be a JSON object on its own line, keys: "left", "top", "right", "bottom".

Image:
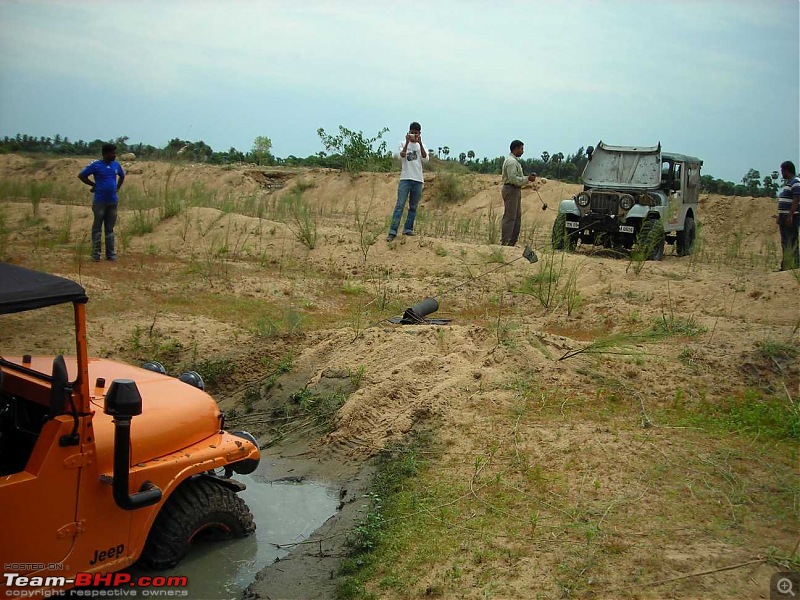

{"left": 1, "top": 155, "right": 797, "bottom": 599}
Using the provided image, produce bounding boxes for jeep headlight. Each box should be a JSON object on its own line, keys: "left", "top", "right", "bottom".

{"left": 619, "top": 194, "right": 634, "bottom": 210}
{"left": 576, "top": 193, "right": 590, "bottom": 207}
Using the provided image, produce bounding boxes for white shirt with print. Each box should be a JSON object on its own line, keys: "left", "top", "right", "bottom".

{"left": 395, "top": 141, "right": 429, "bottom": 183}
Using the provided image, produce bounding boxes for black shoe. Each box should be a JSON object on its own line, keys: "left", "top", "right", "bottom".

{"left": 386, "top": 234, "right": 396, "bottom": 242}
{"left": 403, "top": 231, "right": 416, "bottom": 237}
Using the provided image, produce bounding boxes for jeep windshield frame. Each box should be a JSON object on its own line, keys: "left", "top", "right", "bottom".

{"left": 582, "top": 141, "right": 662, "bottom": 190}
{"left": 0, "top": 263, "right": 91, "bottom": 412}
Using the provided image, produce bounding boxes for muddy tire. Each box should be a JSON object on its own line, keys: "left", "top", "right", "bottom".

{"left": 138, "top": 477, "right": 255, "bottom": 570}
{"left": 676, "top": 217, "right": 696, "bottom": 256}
{"left": 552, "top": 214, "right": 577, "bottom": 251}
{"left": 634, "top": 219, "right": 665, "bottom": 261}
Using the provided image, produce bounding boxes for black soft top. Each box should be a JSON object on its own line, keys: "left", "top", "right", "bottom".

{"left": 0, "top": 263, "right": 88, "bottom": 314}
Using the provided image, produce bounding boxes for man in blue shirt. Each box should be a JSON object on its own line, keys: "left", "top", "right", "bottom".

{"left": 777, "top": 160, "right": 800, "bottom": 271}
{"left": 78, "top": 143, "right": 125, "bottom": 261}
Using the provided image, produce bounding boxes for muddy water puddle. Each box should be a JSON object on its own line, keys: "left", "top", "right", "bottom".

{"left": 128, "top": 473, "right": 340, "bottom": 599}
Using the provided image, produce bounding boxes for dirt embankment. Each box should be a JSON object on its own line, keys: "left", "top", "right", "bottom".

{"left": 1, "top": 155, "right": 796, "bottom": 599}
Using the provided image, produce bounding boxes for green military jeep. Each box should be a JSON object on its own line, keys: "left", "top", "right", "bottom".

{"left": 552, "top": 141, "right": 703, "bottom": 260}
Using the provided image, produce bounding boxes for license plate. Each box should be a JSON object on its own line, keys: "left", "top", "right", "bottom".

{"left": 619, "top": 225, "right": 634, "bottom": 233}
{"left": 565, "top": 221, "right": 580, "bottom": 229}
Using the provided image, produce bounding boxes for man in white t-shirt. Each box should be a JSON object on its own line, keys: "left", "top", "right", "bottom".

{"left": 387, "top": 121, "right": 429, "bottom": 241}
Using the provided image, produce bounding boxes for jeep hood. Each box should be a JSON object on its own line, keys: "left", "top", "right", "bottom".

{"left": 582, "top": 141, "right": 661, "bottom": 189}
{"left": 87, "top": 359, "right": 222, "bottom": 470}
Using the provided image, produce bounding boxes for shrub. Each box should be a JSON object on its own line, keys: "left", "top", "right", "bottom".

{"left": 431, "top": 172, "right": 470, "bottom": 205}
{"left": 317, "top": 125, "right": 392, "bottom": 173}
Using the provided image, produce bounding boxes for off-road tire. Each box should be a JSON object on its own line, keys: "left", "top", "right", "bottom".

{"left": 552, "top": 214, "right": 577, "bottom": 251}
{"left": 634, "top": 219, "right": 665, "bottom": 261}
{"left": 138, "top": 477, "right": 255, "bottom": 570}
{"left": 676, "top": 217, "right": 696, "bottom": 256}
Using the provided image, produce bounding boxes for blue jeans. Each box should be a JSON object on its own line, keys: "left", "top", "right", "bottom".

{"left": 92, "top": 202, "right": 117, "bottom": 259}
{"left": 389, "top": 179, "right": 423, "bottom": 235}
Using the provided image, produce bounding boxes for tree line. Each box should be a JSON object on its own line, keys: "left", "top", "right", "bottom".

{"left": 0, "top": 132, "right": 785, "bottom": 198}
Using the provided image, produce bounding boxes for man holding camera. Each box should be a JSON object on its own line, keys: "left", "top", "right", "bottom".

{"left": 387, "top": 121, "right": 428, "bottom": 242}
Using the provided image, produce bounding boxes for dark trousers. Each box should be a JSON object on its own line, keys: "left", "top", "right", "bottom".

{"left": 501, "top": 184, "right": 522, "bottom": 246}
{"left": 778, "top": 213, "right": 799, "bottom": 270}
{"left": 92, "top": 202, "right": 118, "bottom": 259}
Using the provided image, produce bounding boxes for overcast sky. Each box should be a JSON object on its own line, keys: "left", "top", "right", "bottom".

{"left": 1, "top": 0, "right": 798, "bottom": 183}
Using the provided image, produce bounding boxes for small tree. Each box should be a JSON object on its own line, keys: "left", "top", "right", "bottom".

{"left": 353, "top": 187, "right": 384, "bottom": 262}
{"left": 316, "top": 125, "right": 391, "bottom": 173}
{"left": 741, "top": 168, "right": 760, "bottom": 186}
{"left": 551, "top": 152, "right": 564, "bottom": 178}
{"left": 252, "top": 136, "right": 273, "bottom": 166}
{"left": 467, "top": 150, "right": 475, "bottom": 162}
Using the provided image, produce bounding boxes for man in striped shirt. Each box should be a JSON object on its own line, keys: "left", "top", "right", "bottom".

{"left": 778, "top": 160, "right": 800, "bottom": 271}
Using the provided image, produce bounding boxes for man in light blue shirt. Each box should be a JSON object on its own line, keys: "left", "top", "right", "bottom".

{"left": 78, "top": 143, "right": 125, "bottom": 261}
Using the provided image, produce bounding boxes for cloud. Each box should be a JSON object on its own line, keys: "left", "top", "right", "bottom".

{"left": 0, "top": 0, "right": 796, "bottom": 182}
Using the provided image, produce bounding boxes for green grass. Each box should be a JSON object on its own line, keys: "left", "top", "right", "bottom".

{"left": 334, "top": 373, "right": 798, "bottom": 599}
{"left": 193, "top": 357, "right": 235, "bottom": 387}
{"left": 290, "top": 387, "right": 347, "bottom": 431}
{"left": 337, "top": 430, "right": 435, "bottom": 599}
{"left": 664, "top": 388, "right": 799, "bottom": 440}
{"left": 251, "top": 315, "right": 279, "bottom": 338}
{"left": 652, "top": 312, "right": 706, "bottom": 336}
{"left": 756, "top": 337, "right": 799, "bottom": 362}
{"left": 342, "top": 282, "right": 366, "bottom": 296}
{"left": 286, "top": 189, "right": 318, "bottom": 249}
{"left": 515, "top": 251, "right": 563, "bottom": 309}
{"left": 125, "top": 323, "right": 184, "bottom": 372}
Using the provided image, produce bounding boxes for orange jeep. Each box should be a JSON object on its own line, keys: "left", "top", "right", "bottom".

{"left": 0, "top": 263, "right": 260, "bottom": 596}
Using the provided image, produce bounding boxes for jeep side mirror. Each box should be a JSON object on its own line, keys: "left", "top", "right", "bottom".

{"left": 48, "top": 355, "right": 70, "bottom": 420}
{"left": 104, "top": 379, "right": 162, "bottom": 510}
{"left": 672, "top": 179, "right": 681, "bottom": 191}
